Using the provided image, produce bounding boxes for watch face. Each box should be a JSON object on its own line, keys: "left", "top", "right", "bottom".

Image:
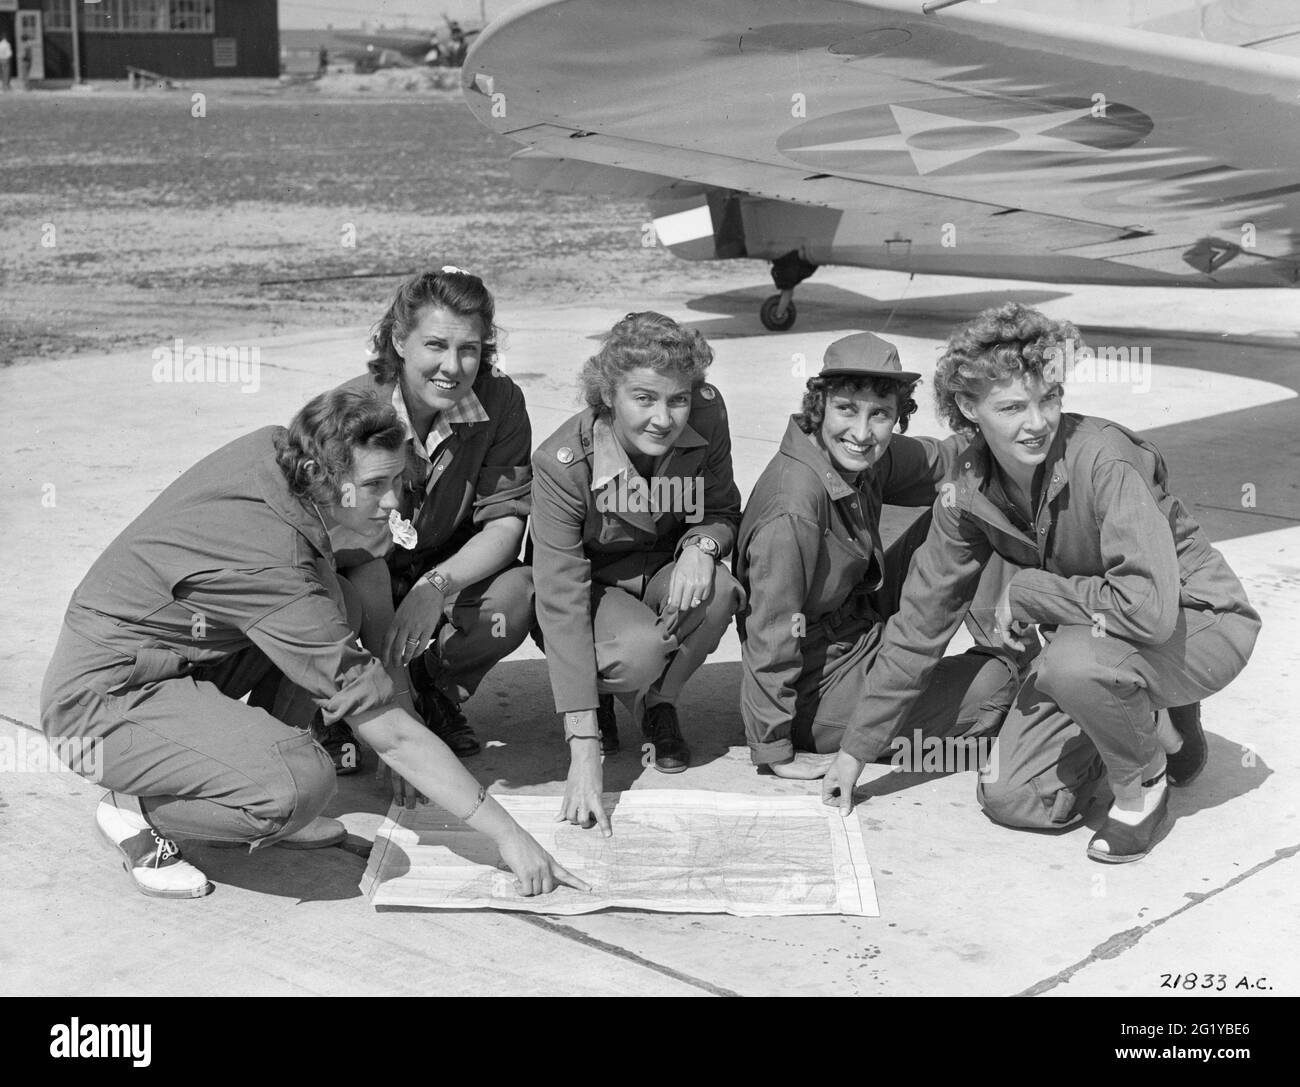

{"left": 696, "top": 537, "right": 718, "bottom": 555}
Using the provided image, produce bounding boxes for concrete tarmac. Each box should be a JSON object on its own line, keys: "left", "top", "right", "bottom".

{"left": 2, "top": 267, "right": 1296, "bottom": 996}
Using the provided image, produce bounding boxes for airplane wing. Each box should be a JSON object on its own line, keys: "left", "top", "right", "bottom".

{"left": 462, "top": 0, "right": 1300, "bottom": 286}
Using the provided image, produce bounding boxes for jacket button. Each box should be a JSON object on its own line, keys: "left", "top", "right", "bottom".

{"left": 1039, "top": 527, "right": 1046, "bottom": 535}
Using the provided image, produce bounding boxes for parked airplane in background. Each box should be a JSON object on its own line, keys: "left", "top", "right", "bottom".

{"left": 463, "top": 0, "right": 1300, "bottom": 328}
{"left": 334, "top": 15, "right": 479, "bottom": 72}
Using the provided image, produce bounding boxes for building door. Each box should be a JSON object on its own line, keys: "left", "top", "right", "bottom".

{"left": 16, "top": 9, "right": 42, "bottom": 81}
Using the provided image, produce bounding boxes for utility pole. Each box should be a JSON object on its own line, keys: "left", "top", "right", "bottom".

{"left": 70, "top": 0, "right": 82, "bottom": 84}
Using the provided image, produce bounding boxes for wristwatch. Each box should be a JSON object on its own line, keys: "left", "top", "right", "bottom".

{"left": 423, "top": 568, "right": 452, "bottom": 594}
{"left": 684, "top": 536, "right": 720, "bottom": 559}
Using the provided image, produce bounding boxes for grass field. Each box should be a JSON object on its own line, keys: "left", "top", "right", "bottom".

{"left": 0, "top": 81, "right": 753, "bottom": 363}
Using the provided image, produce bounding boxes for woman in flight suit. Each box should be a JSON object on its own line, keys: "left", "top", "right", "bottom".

{"left": 822, "top": 304, "right": 1261, "bottom": 863}
{"left": 328, "top": 267, "right": 536, "bottom": 762}
{"left": 531, "top": 311, "right": 745, "bottom": 836}
{"left": 40, "top": 389, "right": 585, "bottom": 900}
{"left": 737, "top": 332, "right": 1018, "bottom": 778}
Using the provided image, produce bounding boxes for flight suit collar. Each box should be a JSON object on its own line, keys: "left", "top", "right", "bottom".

{"left": 777, "top": 415, "right": 863, "bottom": 502}
{"left": 257, "top": 429, "right": 333, "bottom": 559}
{"left": 952, "top": 419, "right": 1073, "bottom": 545}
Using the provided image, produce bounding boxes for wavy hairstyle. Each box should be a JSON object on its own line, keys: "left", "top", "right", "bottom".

{"left": 796, "top": 375, "right": 919, "bottom": 436}
{"left": 367, "top": 268, "right": 500, "bottom": 385}
{"left": 934, "top": 302, "right": 1077, "bottom": 436}
{"left": 275, "top": 388, "right": 406, "bottom": 506}
{"left": 580, "top": 311, "right": 714, "bottom": 416}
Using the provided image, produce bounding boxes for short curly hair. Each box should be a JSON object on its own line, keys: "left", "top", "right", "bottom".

{"left": 275, "top": 388, "right": 406, "bottom": 506}
{"left": 796, "top": 375, "right": 918, "bottom": 436}
{"left": 580, "top": 311, "right": 714, "bottom": 416}
{"left": 367, "top": 268, "right": 500, "bottom": 385}
{"left": 934, "top": 303, "right": 1077, "bottom": 436}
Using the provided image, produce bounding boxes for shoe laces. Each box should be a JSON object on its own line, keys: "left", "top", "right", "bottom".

{"left": 149, "top": 831, "right": 180, "bottom": 868}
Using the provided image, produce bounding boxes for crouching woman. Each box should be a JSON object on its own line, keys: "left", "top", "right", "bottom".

{"left": 530, "top": 312, "right": 745, "bottom": 835}
{"left": 40, "top": 389, "right": 585, "bottom": 899}
{"left": 822, "top": 304, "right": 1260, "bottom": 863}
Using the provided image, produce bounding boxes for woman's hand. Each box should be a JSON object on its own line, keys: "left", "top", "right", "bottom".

{"left": 770, "top": 751, "right": 837, "bottom": 780}
{"left": 821, "top": 750, "right": 867, "bottom": 816}
{"left": 381, "top": 578, "right": 445, "bottom": 669}
{"left": 665, "top": 545, "right": 716, "bottom": 626}
{"left": 993, "top": 581, "right": 1031, "bottom": 652}
{"left": 497, "top": 825, "right": 591, "bottom": 897}
{"left": 557, "top": 740, "right": 612, "bottom": 836}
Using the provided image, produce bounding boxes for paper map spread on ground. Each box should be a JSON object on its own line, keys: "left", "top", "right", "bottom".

{"left": 361, "top": 790, "right": 879, "bottom": 916}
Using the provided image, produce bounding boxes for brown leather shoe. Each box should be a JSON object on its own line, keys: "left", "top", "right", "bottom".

{"left": 642, "top": 702, "right": 690, "bottom": 774}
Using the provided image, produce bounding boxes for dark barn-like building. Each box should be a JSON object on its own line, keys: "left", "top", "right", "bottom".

{"left": 1, "top": 1, "right": 279, "bottom": 81}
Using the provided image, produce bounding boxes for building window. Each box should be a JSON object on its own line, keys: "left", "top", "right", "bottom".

{"left": 61, "top": 0, "right": 215, "bottom": 33}
{"left": 40, "top": 2, "right": 72, "bottom": 32}
{"left": 81, "top": 1, "right": 120, "bottom": 31}
{"left": 169, "top": 0, "right": 214, "bottom": 33}
{"left": 123, "top": 0, "right": 169, "bottom": 31}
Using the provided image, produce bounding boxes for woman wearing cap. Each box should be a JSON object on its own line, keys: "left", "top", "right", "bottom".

{"left": 737, "top": 332, "right": 1019, "bottom": 778}
{"left": 821, "top": 304, "right": 1260, "bottom": 863}
{"left": 531, "top": 312, "right": 745, "bottom": 835}
{"left": 321, "top": 267, "right": 536, "bottom": 767}
{"left": 40, "top": 388, "right": 587, "bottom": 900}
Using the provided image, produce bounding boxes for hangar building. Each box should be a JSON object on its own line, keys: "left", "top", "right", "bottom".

{"left": 0, "top": 0, "right": 279, "bottom": 81}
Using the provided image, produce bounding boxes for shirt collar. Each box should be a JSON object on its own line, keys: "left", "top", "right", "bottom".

{"left": 391, "top": 384, "right": 489, "bottom": 462}
{"left": 956, "top": 416, "right": 1073, "bottom": 504}
{"left": 590, "top": 415, "right": 706, "bottom": 492}
{"left": 257, "top": 427, "right": 333, "bottom": 558}
{"left": 777, "top": 416, "right": 865, "bottom": 501}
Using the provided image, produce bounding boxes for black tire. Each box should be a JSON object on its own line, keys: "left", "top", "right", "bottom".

{"left": 759, "top": 294, "right": 797, "bottom": 331}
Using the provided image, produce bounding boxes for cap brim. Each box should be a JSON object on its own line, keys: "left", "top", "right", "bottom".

{"left": 815, "top": 367, "right": 921, "bottom": 384}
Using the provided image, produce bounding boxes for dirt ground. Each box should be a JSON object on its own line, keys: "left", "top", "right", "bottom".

{"left": 0, "top": 75, "right": 755, "bottom": 364}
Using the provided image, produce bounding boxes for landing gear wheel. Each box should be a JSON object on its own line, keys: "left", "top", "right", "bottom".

{"left": 760, "top": 294, "right": 797, "bottom": 331}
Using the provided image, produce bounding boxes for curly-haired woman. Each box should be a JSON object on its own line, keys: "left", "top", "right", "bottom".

{"left": 40, "top": 389, "right": 586, "bottom": 900}
{"left": 736, "top": 332, "right": 1019, "bottom": 780}
{"left": 821, "top": 304, "right": 1260, "bottom": 863}
{"left": 531, "top": 312, "right": 745, "bottom": 835}
{"left": 327, "top": 267, "right": 535, "bottom": 764}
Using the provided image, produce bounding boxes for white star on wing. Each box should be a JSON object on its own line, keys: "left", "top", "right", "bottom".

{"left": 799, "top": 102, "right": 1104, "bottom": 175}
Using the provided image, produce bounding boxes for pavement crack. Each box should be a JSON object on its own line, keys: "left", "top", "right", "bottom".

{"left": 514, "top": 915, "right": 740, "bottom": 997}
{"left": 1016, "top": 842, "right": 1300, "bottom": 996}
{"left": 0, "top": 713, "right": 41, "bottom": 733}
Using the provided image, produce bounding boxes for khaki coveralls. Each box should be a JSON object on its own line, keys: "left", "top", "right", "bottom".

{"left": 530, "top": 383, "right": 745, "bottom": 715}
{"left": 840, "top": 414, "right": 1261, "bottom": 823}
{"left": 339, "top": 368, "right": 535, "bottom": 704}
{"left": 736, "top": 417, "right": 1018, "bottom": 764}
{"left": 39, "top": 428, "right": 394, "bottom": 845}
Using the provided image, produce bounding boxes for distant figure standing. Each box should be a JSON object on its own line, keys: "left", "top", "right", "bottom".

{"left": 318, "top": 45, "right": 329, "bottom": 76}
{"left": 19, "top": 40, "right": 31, "bottom": 91}
{"left": 0, "top": 36, "right": 12, "bottom": 91}
{"left": 448, "top": 22, "right": 467, "bottom": 66}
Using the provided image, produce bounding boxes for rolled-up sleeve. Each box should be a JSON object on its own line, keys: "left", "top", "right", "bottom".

{"left": 472, "top": 383, "right": 533, "bottom": 526}
{"left": 739, "top": 513, "right": 821, "bottom": 765}
{"left": 180, "top": 569, "right": 394, "bottom": 725}
{"left": 530, "top": 453, "right": 600, "bottom": 713}
{"left": 1008, "top": 458, "right": 1180, "bottom": 645}
{"left": 841, "top": 496, "right": 991, "bottom": 762}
